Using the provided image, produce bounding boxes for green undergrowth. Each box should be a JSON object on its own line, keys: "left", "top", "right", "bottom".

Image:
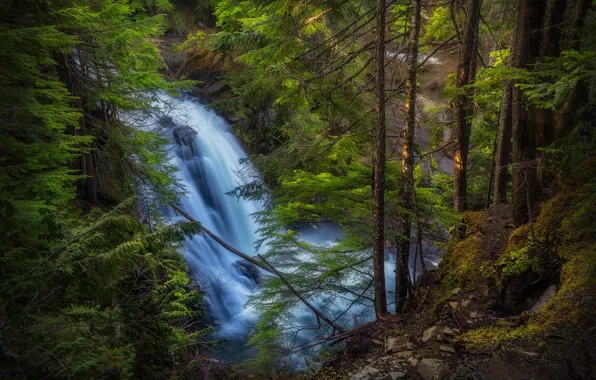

{"left": 460, "top": 157, "right": 596, "bottom": 348}
{"left": 439, "top": 211, "right": 488, "bottom": 290}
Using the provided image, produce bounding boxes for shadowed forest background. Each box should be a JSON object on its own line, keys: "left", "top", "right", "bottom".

{"left": 1, "top": 0, "right": 595, "bottom": 379}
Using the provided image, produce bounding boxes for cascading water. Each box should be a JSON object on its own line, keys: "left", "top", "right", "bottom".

{"left": 157, "top": 95, "right": 443, "bottom": 364}
{"left": 158, "top": 97, "right": 263, "bottom": 358}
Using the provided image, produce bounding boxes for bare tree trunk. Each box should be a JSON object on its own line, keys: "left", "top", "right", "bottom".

{"left": 372, "top": 0, "right": 388, "bottom": 317}
{"left": 396, "top": 0, "right": 422, "bottom": 314}
{"left": 555, "top": 0, "right": 591, "bottom": 139}
{"left": 511, "top": 0, "right": 547, "bottom": 226}
{"left": 493, "top": 82, "right": 513, "bottom": 204}
{"left": 536, "top": 0, "right": 569, "bottom": 186}
{"left": 453, "top": 0, "right": 482, "bottom": 213}
{"left": 486, "top": 136, "right": 497, "bottom": 209}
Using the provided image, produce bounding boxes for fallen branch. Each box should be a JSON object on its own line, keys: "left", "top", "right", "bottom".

{"left": 168, "top": 202, "right": 274, "bottom": 274}
{"left": 168, "top": 202, "right": 345, "bottom": 334}
{"left": 415, "top": 140, "right": 454, "bottom": 158}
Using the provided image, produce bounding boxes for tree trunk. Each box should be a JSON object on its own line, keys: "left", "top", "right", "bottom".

{"left": 396, "top": 0, "right": 422, "bottom": 314}
{"left": 511, "top": 0, "right": 547, "bottom": 226}
{"left": 372, "top": 0, "right": 388, "bottom": 317}
{"left": 555, "top": 0, "right": 591, "bottom": 139}
{"left": 493, "top": 82, "right": 513, "bottom": 204}
{"left": 536, "top": 0, "right": 569, "bottom": 186}
{"left": 452, "top": 0, "right": 482, "bottom": 213}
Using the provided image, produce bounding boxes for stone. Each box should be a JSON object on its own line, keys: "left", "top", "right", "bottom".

{"left": 439, "top": 345, "right": 456, "bottom": 353}
{"left": 389, "top": 372, "right": 406, "bottom": 380}
{"left": 406, "top": 342, "right": 418, "bottom": 350}
{"left": 448, "top": 301, "right": 459, "bottom": 310}
{"left": 422, "top": 326, "right": 438, "bottom": 342}
{"left": 451, "top": 287, "right": 462, "bottom": 295}
{"left": 461, "top": 300, "right": 471, "bottom": 307}
{"left": 372, "top": 339, "right": 383, "bottom": 345}
{"left": 418, "top": 359, "right": 449, "bottom": 380}
{"left": 386, "top": 337, "right": 401, "bottom": 353}
{"left": 352, "top": 366, "right": 380, "bottom": 380}
{"left": 233, "top": 260, "right": 262, "bottom": 284}
{"left": 395, "top": 351, "right": 414, "bottom": 359}
{"left": 483, "top": 288, "right": 490, "bottom": 296}
{"left": 470, "top": 312, "right": 481, "bottom": 318}
{"left": 531, "top": 285, "right": 558, "bottom": 313}
{"left": 408, "top": 357, "right": 419, "bottom": 366}
{"left": 442, "top": 327, "right": 457, "bottom": 336}
{"left": 522, "top": 351, "right": 540, "bottom": 358}
{"left": 364, "top": 366, "right": 380, "bottom": 375}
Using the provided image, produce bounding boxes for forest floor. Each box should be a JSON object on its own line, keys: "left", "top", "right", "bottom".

{"left": 314, "top": 204, "right": 594, "bottom": 380}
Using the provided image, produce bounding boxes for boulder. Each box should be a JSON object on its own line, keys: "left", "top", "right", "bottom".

{"left": 172, "top": 125, "right": 198, "bottom": 147}
{"left": 418, "top": 359, "right": 449, "bottom": 380}
{"left": 530, "top": 285, "right": 557, "bottom": 313}
{"left": 233, "top": 260, "right": 262, "bottom": 284}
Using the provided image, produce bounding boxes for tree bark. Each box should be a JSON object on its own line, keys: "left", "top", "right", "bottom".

{"left": 372, "top": 0, "right": 388, "bottom": 317}
{"left": 536, "top": 0, "right": 569, "bottom": 186}
{"left": 396, "top": 0, "right": 422, "bottom": 314}
{"left": 555, "top": 0, "right": 591, "bottom": 139}
{"left": 511, "top": 0, "right": 547, "bottom": 226}
{"left": 493, "top": 82, "right": 513, "bottom": 204}
{"left": 452, "top": 0, "right": 482, "bottom": 213}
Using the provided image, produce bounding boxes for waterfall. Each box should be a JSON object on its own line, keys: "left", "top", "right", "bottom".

{"left": 159, "top": 97, "right": 262, "bottom": 346}
{"left": 156, "top": 96, "right": 443, "bottom": 364}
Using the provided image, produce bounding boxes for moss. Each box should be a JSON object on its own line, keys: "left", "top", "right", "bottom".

{"left": 459, "top": 324, "right": 540, "bottom": 349}
{"left": 493, "top": 167, "right": 596, "bottom": 336}
{"left": 442, "top": 238, "right": 481, "bottom": 289}
{"left": 430, "top": 291, "right": 453, "bottom": 314}
{"left": 462, "top": 211, "right": 487, "bottom": 235}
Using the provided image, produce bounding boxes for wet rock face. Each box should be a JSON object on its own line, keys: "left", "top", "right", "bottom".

{"left": 172, "top": 125, "right": 198, "bottom": 147}
{"left": 233, "top": 260, "right": 262, "bottom": 284}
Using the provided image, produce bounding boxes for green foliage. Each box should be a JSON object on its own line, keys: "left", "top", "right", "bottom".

{"left": 518, "top": 51, "right": 596, "bottom": 110}
{"left": 0, "top": 1, "right": 209, "bottom": 378}
{"left": 0, "top": 198, "right": 209, "bottom": 378}
{"left": 423, "top": 6, "right": 456, "bottom": 42}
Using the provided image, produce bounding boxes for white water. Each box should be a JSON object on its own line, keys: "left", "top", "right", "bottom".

{"left": 159, "top": 97, "right": 262, "bottom": 341}
{"left": 158, "top": 96, "right": 443, "bottom": 364}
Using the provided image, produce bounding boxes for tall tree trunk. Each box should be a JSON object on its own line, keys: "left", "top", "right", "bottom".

{"left": 396, "top": 0, "right": 422, "bottom": 314}
{"left": 372, "top": 0, "right": 388, "bottom": 317}
{"left": 555, "top": 0, "right": 592, "bottom": 139}
{"left": 452, "top": 0, "right": 482, "bottom": 213}
{"left": 493, "top": 82, "right": 513, "bottom": 204}
{"left": 511, "top": 0, "right": 547, "bottom": 226}
{"left": 536, "top": 0, "right": 569, "bottom": 186}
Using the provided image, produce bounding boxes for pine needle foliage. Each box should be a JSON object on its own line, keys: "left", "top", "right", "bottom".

{"left": 1, "top": 1, "right": 209, "bottom": 378}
